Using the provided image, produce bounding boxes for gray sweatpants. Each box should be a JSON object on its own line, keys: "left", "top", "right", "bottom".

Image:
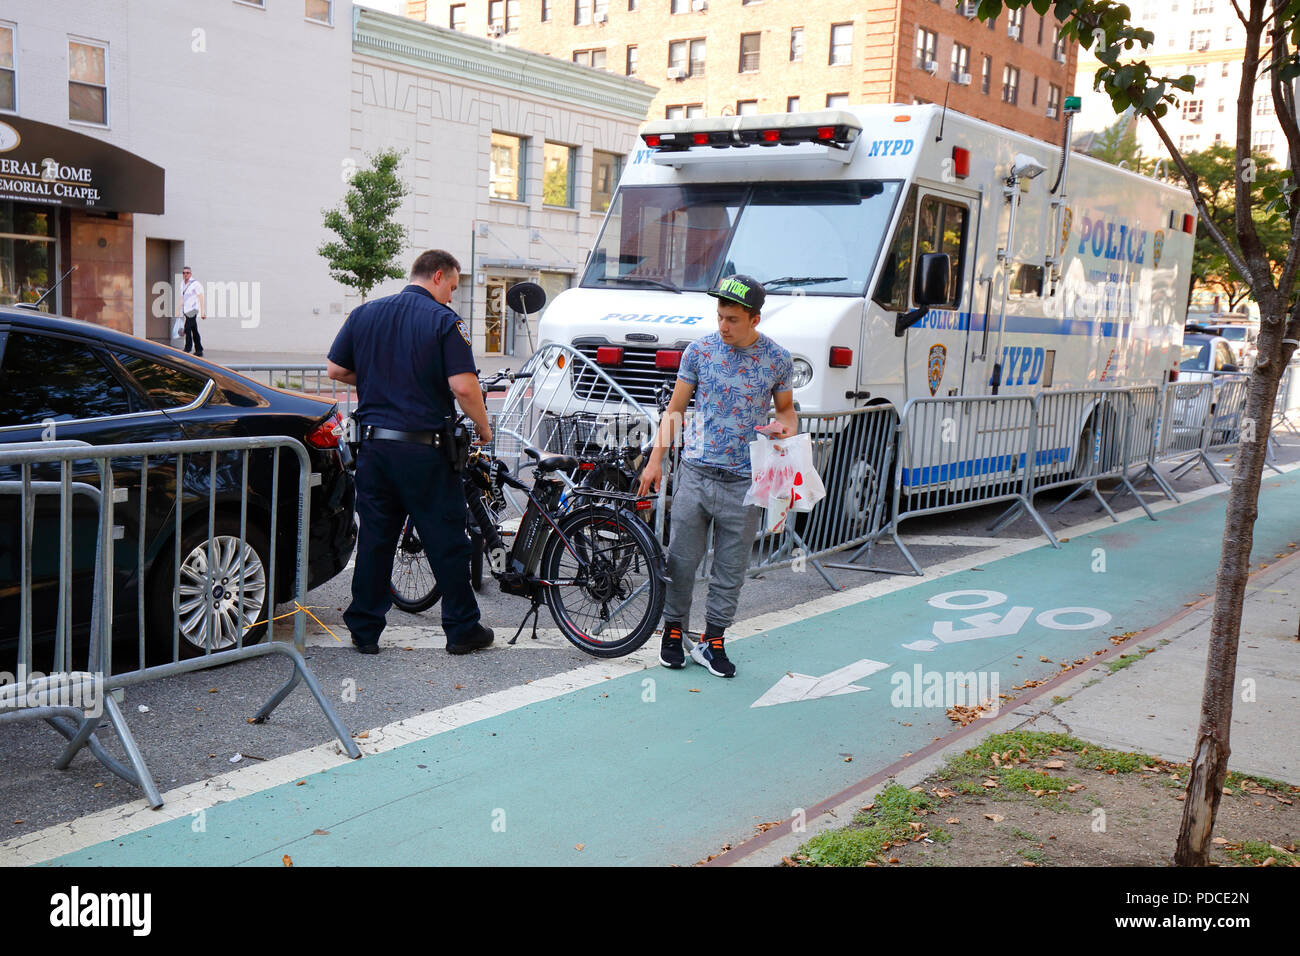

{"left": 662, "top": 460, "right": 762, "bottom": 632}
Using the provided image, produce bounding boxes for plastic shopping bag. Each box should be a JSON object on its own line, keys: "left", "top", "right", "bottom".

{"left": 743, "top": 433, "right": 826, "bottom": 533}
{"left": 171, "top": 316, "right": 185, "bottom": 340}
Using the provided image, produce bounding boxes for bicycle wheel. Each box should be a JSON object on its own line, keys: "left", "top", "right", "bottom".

{"left": 541, "top": 504, "right": 666, "bottom": 658}
{"left": 389, "top": 517, "right": 441, "bottom": 613}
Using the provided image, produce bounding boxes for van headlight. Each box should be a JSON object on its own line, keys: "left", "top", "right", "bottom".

{"left": 790, "top": 358, "right": 814, "bottom": 389}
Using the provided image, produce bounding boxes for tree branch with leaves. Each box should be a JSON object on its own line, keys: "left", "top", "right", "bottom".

{"left": 318, "top": 148, "right": 411, "bottom": 302}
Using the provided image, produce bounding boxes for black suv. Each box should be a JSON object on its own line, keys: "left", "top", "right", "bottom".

{"left": 0, "top": 309, "right": 356, "bottom": 663}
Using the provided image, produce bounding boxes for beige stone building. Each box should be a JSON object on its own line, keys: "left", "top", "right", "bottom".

{"left": 403, "top": 0, "right": 1077, "bottom": 142}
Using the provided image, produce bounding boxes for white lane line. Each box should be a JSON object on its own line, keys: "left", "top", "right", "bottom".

{"left": 301, "top": 624, "right": 573, "bottom": 650}
{"left": 897, "top": 535, "right": 1021, "bottom": 548}
{"left": 7, "top": 463, "right": 1293, "bottom": 866}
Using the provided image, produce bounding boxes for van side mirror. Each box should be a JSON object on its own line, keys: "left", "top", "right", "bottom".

{"left": 895, "top": 253, "right": 952, "bottom": 336}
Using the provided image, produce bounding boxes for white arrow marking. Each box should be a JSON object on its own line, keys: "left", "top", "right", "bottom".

{"left": 931, "top": 606, "right": 1033, "bottom": 643}
{"left": 751, "top": 659, "right": 891, "bottom": 708}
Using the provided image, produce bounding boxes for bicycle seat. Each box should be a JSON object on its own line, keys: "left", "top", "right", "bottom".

{"left": 536, "top": 455, "right": 580, "bottom": 473}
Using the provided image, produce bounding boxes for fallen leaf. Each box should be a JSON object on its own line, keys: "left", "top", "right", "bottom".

{"left": 575, "top": 843, "right": 585, "bottom": 851}
{"left": 296, "top": 781, "right": 306, "bottom": 787}
{"left": 1262, "top": 856, "right": 1276, "bottom": 867}
{"left": 1212, "top": 837, "right": 1228, "bottom": 845}
{"left": 982, "top": 779, "right": 999, "bottom": 789}
{"left": 755, "top": 821, "right": 782, "bottom": 833}
{"left": 946, "top": 817, "right": 960, "bottom": 824}
{"left": 907, "top": 821, "right": 923, "bottom": 831}
{"left": 1066, "top": 784, "right": 1086, "bottom": 793}
{"left": 357, "top": 732, "right": 369, "bottom": 739}
{"left": 844, "top": 756, "right": 853, "bottom": 763}
{"left": 245, "top": 717, "right": 257, "bottom": 724}
{"left": 689, "top": 688, "right": 701, "bottom": 693}
{"left": 1222, "top": 787, "right": 1233, "bottom": 795}
{"left": 282, "top": 855, "right": 293, "bottom": 867}
{"left": 208, "top": 688, "right": 219, "bottom": 694}
{"left": 1043, "top": 760, "right": 1065, "bottom": 769}
{"left": 1039, "top": 656, "right": 1052, "bottom": 663}
{"left": 313, "top": 829, "right": 330, "bottom": 836}
{"left": 93, "top": 783, "right": 103, "bottom": 789}
{"left": 453, "top": 684, "right": 465, "bottom": 691}
{"left": 933, "top": 788, "right": 956, "bottom": 799}
{"left": 888, "top": 857, "right": 900, "bottom": 864}
{"left": 1175, "top": 794, "right": 1186, "bottom": 801}
{"left": 984, "top": 813, "right": 1005, "bottom": 822}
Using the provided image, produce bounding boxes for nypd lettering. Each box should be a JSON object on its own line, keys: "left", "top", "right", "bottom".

{"left": 1076, "top": 215, "right": 1147, "bottom": 264}
{"left": 993, "top": 346, "right": 1046, "bottom": 386}
{"left": 866, "top": 139, "right": 915, "bottom": 157}
{"left": 599, "top": 312, "right": 704, "bottom": 326}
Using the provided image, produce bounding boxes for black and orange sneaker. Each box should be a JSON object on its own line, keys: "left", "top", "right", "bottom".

{"left": 691, "top": 635, "right": 736, "bottom": 678}
{"left": 659, "top": 622, "right": 685, "bottom": 669}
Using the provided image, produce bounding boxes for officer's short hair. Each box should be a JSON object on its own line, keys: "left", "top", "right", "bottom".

{"left": 411, "top": 250, "right": 461, "bottom": 280}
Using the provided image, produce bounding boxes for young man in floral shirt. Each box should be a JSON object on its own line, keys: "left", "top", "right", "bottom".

{"left": 636, "top": 274, "right": 796, "bottom": 677}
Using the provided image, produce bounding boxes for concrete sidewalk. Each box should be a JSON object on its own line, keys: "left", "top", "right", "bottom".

{"left": 199, "top": 349, "right": 525, "bottom": 377}
{"left": 729, "top": 541, "right": 1300, "bottom": 865}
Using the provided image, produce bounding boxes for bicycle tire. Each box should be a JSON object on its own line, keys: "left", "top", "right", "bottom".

{"left": 540, "top": 504, "right": 666, "bottom": 658}
{"left": 389, "top": 518, "right": 441, "bottom": 613}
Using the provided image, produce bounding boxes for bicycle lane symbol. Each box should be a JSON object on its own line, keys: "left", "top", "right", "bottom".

{"left": 902, "top": 590, "right": 1112, "bottom": 652}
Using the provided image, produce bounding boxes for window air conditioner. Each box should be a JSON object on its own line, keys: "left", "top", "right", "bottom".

{"left": 1008, "top": 25, "right": 1021, "bottom": 40}
{"left": 691, "top": 0, "right": 707, "bottom": 9}
{"left": 960, "top": 2, "right": 977, "bottom": 16}
{"left": 1046, "top": 106, "right": 1058, "bottom": 118}
{"left": 667, "top": 66, "right": 685, "bottom": 79}
{"left": 488, "top": 24, "right": 503, "bottom": 37}
{"left": 594, "top": 11, "right": 607, "bottom": 22}
{"left": 956, "top": 72, "right": 971, "bottom": 85}
{"left": 923, "top": 58, "right": 938, "bottom": 75}
{"left": 1054, "top": 50, "right": 1067, "bottom": 63}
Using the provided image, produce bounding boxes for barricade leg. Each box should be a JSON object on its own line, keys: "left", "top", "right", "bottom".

{"left": 36, "top": 698, "right": 164, "bottom": 809}
{"left": 246, "top": 643, "right": 363, "bottom": 759}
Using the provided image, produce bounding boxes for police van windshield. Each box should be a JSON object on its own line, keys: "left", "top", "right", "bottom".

{"left": 581, "top": 181, "right": 901, "bottom": 297}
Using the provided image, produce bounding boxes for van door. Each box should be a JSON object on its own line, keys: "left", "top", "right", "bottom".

{"left": 904, "top": 188, "right": 977, "bottom": 401}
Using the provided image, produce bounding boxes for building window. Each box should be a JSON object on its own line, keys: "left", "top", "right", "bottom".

{"left": 915, "top": 28, "right": 938, "bottom": 69}
{"left": 68, "top": 39, "right": 107, "bottom": 125}
{"left": 790, "top": 27, "right": 804, "bottom": 62}
{"left": 666, "top": 103, "right": 704, "bottom": 118}
{"left": 1255, "top": 94, "right": 1274, "bottom": 116}
{"left": 628, "top": 0, "right": 637, "bottom": 9}
{"left": 305, "top": 0, "right": 332, "bottom": 24}
{"left": 1179, "top": 133, "right": 1200, "bottom": 152}
{"left": 1048, "top": 83, "right": 1061, "bottom": 117}
{"left": 1188, "top": 63, "right": 1206, "bottom": 87}
{"left": 981, "top": 55, "right": 992, "bottom": 94}
{"left": 592, "top": 150, "right": 622, "bottom": 212}
{"left": 1190, "top": 28, "right": 1210, "bottom": 50}
{"left": 669, "top": 38, "right": 705, "bottom": 76}
{"left": 451, "top": 4, "right": 466, "bottom": 30}
{"left": 543, "top": 142, "right": 576, "bottom": 207}
{"left": 950, "top": 42, "right": 970, "bottom": 82}
{"left": 1182, "top": 98, "right": 1203, "bottom": 122}
{"left": 1037, "top": 12, "right": 1045, "bottom": 45}
{"left": 786, "top": 95, "right": 800, "bottom": 112}
{"left": 739, "top": 32, "right": 760, "bottom": 72}
{"left": 491, "top": 0, "right": 518, "bottom": 31}
{"left": 542, "top": 0, "right": 552, "bottom": 19}
{"left": 1252, "top": 129, "right": 1275, "bottom": 151}
{"left": 573, "top": 48, "right": 607, "bottom": 68}
{"left": 1193, "top": 0, "right": 1212, "bottom": 11}
{"left": 826, "top": 92, "right": 848, "bottom": 108}
{"left": 490, "top": 132, "right": 526, "bottom": 202}
{"left": 1225, "top": 24, "right": 1233, "bottom": 42}
{"left": 671, "top": 0, "right": 688, "bottom": 13}
{"left": 626, "top": 44, "right": 638, "bottom": 74}
{"left": 1001, "top": 64, "right": 1019, "bottom": 105}
{"left": 594, "top": 0, "right": 608, "bottom": 17}
{"left": 575, "top": 0, "right": 591, "bottom": 25}
{"left": 1031, "top": 75, "right": 1039, "bottom": 106}
{"left": 830, "top": 23, "right": 853, "bottom": 65}
{"left": 1217, "top": 97, "right": 1224, "bottom": 112}
{"left": 1221, "top": 61, "right": 1230, "bottom": 76}
{"left": 0, "top": 24, "right": 14, "bottom": 112}
{"left": 737, "top": 99, "right": 758, "bottom": 114}
{"left": 1007, "top": 7, "right": 1024, "bottom": 41}
{"left": 1052, "top": 28, "right": 1067, "bottom": 61}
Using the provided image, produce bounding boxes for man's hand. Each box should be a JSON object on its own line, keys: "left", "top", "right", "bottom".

{"left": 755, "top": 421, "right": 792, "bottom": 439}
{"left": 636, "top": 457, "right": 664, "bottom": 497}
{"left": 473, "top": 423, "right": 493, "bottom": 446}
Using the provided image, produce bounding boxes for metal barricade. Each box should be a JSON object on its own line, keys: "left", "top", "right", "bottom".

{"left": 1275, "top": 364, "right": 1300, "bottom": 435}
{"left": 747, "top": 404, "right": 899, "bottom": 589}
{"left": 0, "top": 436, "right": 361, "bottom": 807}
{"left": 861, "top": 395, "right": 1056, "bottom": 576}
{"left": 1111, "top": 384, "right": 1180, "bottom": 507}
{"left": 226, "top": 363, "right": 357, "bottom": 416}
{"left": 1154, "top": 378, "right": 1225, "bottom": 482}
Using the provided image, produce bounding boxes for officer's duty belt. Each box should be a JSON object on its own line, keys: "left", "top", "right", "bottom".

{"left": 363, "top": 425, "right": 443, "bottom": 446}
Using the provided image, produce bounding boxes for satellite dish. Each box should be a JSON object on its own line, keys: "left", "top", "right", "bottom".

{"left": 506, "top": 281, "right": 546, "bottom": 316}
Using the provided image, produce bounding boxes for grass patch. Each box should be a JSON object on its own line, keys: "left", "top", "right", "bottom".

{"left": 1225, "top": 771, "right": 1297, "bottom": 793}
{"left": 1222, "top": 840, "right": 1300, "bottom": 867}
{"left": 1000, "top": 767, "right": 1076, "bottom": 792}
{"left": 1051, "top": 695, "right": 1069, "bottom": 705}
{"left": 936, "top": 731, "right": 1086, "bottom": 780}
{"left": 1107, "top": 647, "right": 1154, "bottom": 674}
{"left": 953, "top": 780, "right": 982, "bottom": 795}
{"left": 799, "top": 785, "right": 932, "bottom": 866}
{"left": 1077, "top": 749, "right": 1160, "bottom": 773}
{"left": 1016, "top": 846, "right": 1050, "bottom": 864}
{"left": 1009, "top": 827, "right": 1041, "bottom": 842}
{"left": 931, "top": 827, "right": 953, "bottom": 844}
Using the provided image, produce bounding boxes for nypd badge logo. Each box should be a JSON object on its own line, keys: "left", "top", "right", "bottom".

{"left": 927, "top": 344, "right": 947, "bottom": 396}
{"left": 1152, "top": 230, "right": 1165, "bottom": 268}
{"left": 1058, "top": 207, "right": 1073, "bottom": 260}
{"left": 456, "top": 319, "right": 472, "bottom": 346}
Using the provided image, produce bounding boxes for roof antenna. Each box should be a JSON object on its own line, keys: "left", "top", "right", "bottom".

{"left": 936, "top": 83, "right": 951, "bottom": 142}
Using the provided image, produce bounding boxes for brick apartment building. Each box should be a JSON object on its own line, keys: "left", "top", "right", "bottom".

{"left": 403, "top": 0, "right": 1077, "bottom": 141}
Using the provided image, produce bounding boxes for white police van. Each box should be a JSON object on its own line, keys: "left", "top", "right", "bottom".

{"left": 536, "top": 103, "right": 1196, "bottom": 477}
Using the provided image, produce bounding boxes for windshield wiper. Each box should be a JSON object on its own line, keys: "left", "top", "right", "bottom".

{"left": 598, "top": 275, "right": 682, "bottom": 294}
{"left": 763, "top": 275, "right": 848, "bottom": 289}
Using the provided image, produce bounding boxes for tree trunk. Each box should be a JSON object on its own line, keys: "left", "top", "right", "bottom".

{"left": 1173, "top": 301, "right": 1289, "bottom": 865}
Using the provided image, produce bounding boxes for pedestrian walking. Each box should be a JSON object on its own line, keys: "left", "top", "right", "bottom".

{"left": 636, "top": 274, "right": 796, "bottom": 677}
{"left": 179, "top": 266, "right": 205, "bottom": 356}
{"left": 326, "top": 249, "right": 495, "bottom": 655}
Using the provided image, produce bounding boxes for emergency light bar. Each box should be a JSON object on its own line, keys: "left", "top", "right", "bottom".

{"left": 641, "top": 110, "right": 863, "bottom": 165}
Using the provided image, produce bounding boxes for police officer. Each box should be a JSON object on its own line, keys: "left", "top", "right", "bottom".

{"left": 326, "top": 249, "right": 495, "bottom": 655}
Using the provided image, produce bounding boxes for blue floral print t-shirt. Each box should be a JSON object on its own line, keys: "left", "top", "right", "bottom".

{"left": 677, "top": 331, "right": 794, "bottom": 476}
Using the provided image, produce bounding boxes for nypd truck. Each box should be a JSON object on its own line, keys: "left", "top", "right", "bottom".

{"left": 534, "top": 103, "right": 1196, "bottom": 478}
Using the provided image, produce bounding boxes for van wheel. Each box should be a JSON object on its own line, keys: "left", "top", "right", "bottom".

{"left": 148, "top": 518, "right": 271, "bottom": 659}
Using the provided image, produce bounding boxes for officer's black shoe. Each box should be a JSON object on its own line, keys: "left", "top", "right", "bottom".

{"left": 354, "top": 642, "right": 380, "bottom": 655}
{"left": 447, "top": 624, "right": 494, "bottom": 655}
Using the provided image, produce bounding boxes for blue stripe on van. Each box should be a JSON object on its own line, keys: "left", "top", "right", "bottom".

{"left": 913, "top": 310, "right": 1144, "bottom": 339}
{"left": 901, "top": 446, "right": 1072, "bottom": 486}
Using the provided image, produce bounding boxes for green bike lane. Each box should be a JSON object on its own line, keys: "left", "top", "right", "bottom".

{"left": 50, "top": 473, "right": 1300, "bottom": 866}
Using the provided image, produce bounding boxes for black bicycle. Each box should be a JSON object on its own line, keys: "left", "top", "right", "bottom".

{"left": 388, "top": 431, "right": 667, "bottom": 658}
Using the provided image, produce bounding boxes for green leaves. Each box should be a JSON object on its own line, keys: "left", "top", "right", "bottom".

{"left": 318, "top": 148, "right": 410, "bottom": 302}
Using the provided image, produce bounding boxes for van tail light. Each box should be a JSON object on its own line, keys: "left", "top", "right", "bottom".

{"left": 829, "top": 346, "right": 853, "bottom": 368}
{"left": 596, "top": 346, "right": 624, "bottom": 366}
{"left": 1168, "top": 367, "right": 1180, "bottom": 383}
{"left": 655, "top": 349, "right": 683, "bottom": 370}
{"left": 307, "top": 411, "right": 343, "bottom": 448}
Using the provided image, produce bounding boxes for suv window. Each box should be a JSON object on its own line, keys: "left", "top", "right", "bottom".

{"left": 113, "top": 352, "right": 208, "bottom": 409}
{"left": 0, "top": 332, "right": 136, "bottom": 426}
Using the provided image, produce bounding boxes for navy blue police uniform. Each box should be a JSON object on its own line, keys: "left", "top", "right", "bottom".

{"left": 328, "top": 284, "right": 481, "bottom": 650}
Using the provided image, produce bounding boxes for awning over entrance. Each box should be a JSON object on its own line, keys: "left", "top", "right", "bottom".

{"left": 0, "top": 115, "right": 164, "bottom": 214}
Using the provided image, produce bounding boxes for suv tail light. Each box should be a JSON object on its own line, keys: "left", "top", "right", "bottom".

{"left": 596, "top": 346, "right": 624, "bottom": 366}
{"left": 655, "top": 349, "right": 683, "bottom": 370}
{"left": 307, "top": 411, "right": 343, "bottom": 448}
